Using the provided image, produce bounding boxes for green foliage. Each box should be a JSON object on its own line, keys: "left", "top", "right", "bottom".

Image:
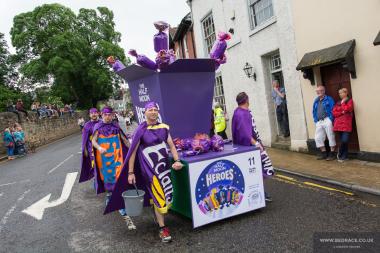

{"left": 0, "top": 86, "right": 32, "bottom": 112}
{"left": 0, "top": 32, "right": 18, "bottom": 86}
{"left": 10, "top": 4, "right": 128, "bottom": 108}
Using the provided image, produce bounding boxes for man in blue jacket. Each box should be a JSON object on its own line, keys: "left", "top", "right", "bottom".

{"left": 313, "top": 85, "right": 336, "bottom": 160}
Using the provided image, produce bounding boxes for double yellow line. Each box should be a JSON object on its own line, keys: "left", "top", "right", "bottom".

{"left": 275, "top": 174, "right": 354, "bottom": 196}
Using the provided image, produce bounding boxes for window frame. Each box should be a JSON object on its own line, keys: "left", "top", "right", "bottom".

{"left": 214, "top": 73, "right": 227, "bottom": 113}
{"left": 201, "top": 12, "right": 216, "bottom": 56}
{"left": 248, "top": 0, "right": 274, "bottom": 30}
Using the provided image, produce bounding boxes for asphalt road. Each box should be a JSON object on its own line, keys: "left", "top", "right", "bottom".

{"left": 0, "top": 123, "right": 379, "bottom": 253}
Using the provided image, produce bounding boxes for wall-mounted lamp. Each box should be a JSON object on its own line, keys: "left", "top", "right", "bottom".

{"left": 243, "top": 62, "right": 256, "bottom": 81}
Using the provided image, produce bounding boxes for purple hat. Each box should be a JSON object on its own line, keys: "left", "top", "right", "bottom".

{"left": 144, "top": 101, "right": 158, "bottom": 110}
{"left": 89, "top": 108, "right": 98, "bottom": 113}
{"left": 101, "top": 106, "right": 113, "bottom": 114}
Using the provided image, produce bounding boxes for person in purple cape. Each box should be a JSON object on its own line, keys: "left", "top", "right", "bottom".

{"left": 79, "top": 108, "right": 100, "bottom": 184}
{"left": 105, "top": 101, "right": 183, "bottom": 243}
{"left": 107, "top": 56, "right": 125, "bottom": 72}
{"left": 231, "top": 92, "right": 275, "bottom": 202}
{"left": 91, "top": 106, "right": 136, "bottom": 230}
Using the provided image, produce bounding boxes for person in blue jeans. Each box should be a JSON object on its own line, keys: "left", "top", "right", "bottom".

{"left": 3, "top": 128, "right": 15, "bottom": 160}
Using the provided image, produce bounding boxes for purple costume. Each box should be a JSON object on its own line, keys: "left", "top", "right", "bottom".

{"left": 232, "top": 107, "right": 274, "bottom": 177}
{"left": 92, "top": 120, "right": 129, "bottom": 193}
{"left": 79, "top": 119, "right": 99, "bottom": 183}
{"left": 105, "top": 121, "right": 174, "bottom": 215}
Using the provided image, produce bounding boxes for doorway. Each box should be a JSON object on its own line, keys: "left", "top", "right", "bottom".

{"left": 320, "top": 63, "right": 360, "bottom": 151}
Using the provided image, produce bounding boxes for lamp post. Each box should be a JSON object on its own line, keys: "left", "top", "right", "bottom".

{"left": 243, "top": 62, "right": 256, "bottom": 81}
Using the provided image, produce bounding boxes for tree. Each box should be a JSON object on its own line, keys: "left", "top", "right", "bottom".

{"left": 0, "top": 32, "right": 17, "bottom": 86}
{"left": 10, "top": 4, "right": 128, "bottom": 108}
{"left": 0, "top": 32, "right": 31, "bottom": 112}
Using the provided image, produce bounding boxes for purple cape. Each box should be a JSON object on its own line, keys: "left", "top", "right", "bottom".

{"left": 92, "top": 121, "right": 129, "bottom": 194}
{"left": 79, "top": 120, "right": 99, "bottom": 183}
{"left": 232, "top": 107, "right": 274, "bottom": 177}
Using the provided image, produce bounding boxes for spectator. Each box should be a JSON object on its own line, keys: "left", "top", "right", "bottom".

{"left": 271, "top": 80, "right": 290, "bottom": 137}
{"left": 6, "top": 99, "right": 21, "bottom": 121}
{"left": 3, "top": 127, "right": 15, "bottom": 160}
{"left": 332, "top": 88, "right": 354, "bottom": 162}
{"left": 16, "top": 99, "right": 29, "bottom": 120}
{"left": 31, "top": 102, "right": 38, "bottom": 112}
{"left": 312, "top": 85, "right": 336, "bottom": 161}
{"left": 48, "top": 104, "right": 58, "bottom": 117}
{"left": 38, "top": 103, "right": 48, "bottom": 119}
{"left": 13, "top": 123, "right": 26, "bottom": 156}
{"left": 214, "top": 102, "right": 228, "bottom": 140}
{"left": 78, "top": 117, "right": 85, "bottom": 131}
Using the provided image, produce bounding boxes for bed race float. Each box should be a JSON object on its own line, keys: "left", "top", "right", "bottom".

{"left": 103, "top": 21, "right": 267, "bottom": 228}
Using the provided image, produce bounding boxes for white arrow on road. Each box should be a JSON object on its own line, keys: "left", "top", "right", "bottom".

{"left": 22, "top": 172, "right": 78, "bottom": 220}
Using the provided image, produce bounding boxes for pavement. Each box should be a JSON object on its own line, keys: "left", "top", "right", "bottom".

{"left": 267, "top": 148, "right": 380, "bottom": 196}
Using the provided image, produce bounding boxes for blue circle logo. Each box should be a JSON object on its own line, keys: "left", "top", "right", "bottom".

{"left": 195, "top": 160, "right": 245, "bottom": 216}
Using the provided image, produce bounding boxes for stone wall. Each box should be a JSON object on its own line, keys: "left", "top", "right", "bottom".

{"left": 0, "top": 111, "right": 87, "bottom": 155}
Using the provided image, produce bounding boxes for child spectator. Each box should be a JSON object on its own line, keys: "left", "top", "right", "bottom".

{"left": 3, "top": 128, "right": 15, "bottom": 160}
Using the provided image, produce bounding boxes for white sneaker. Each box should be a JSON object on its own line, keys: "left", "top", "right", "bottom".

{"left": 123, "top": 215, "right": 136, "bottom": 230}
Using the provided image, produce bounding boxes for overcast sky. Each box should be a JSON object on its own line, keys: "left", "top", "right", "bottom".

{"left": 0, "top": 0, "right": 190, "bottom": 59}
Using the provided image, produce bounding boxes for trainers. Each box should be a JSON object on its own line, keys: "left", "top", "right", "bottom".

{"left": 265, "top": 192, "right": 273, "bottom": 202}
{"left": 317, "top": 152, "right": 327, "bottom": 160}
{"left": 123, "top": 215, "right": 136, "bottom": 230}
{"left": 159, "top": 227, "right": 172, "bottom": 243}
{"left": 326, "top": 153, "right": 336, "bottom": 161}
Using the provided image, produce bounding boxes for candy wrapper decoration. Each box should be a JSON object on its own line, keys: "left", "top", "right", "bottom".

{"left": 183, "top": 138, "right": 193, "bottom": 150}
{"left": 192, "top": 133, "right": 211, "bottom": 153}
{"left": 153, "top": 21, "right": 169, "bottom": 53}
{"left": 154, "top": 21, "right": 169, "bottom": 32}
{"left": 211, "top": 135, "right": 224, "bottom": 152}
{"left": 155, "top": 49, "right": 176, "bottom": 70}
{"left": 214, "top": 54, "right": 227, "bottom": 70}
{"left": 209, "top": 32, "right": 231, "bottom": 69}
{"left": 107, "top": 56, "right": 126, "bottom": 72}
{"left": 173, "top": 138, "right": 185, "bottom": 151}
{"left": 128, "top": 49, "right": 158, "bottom": 71}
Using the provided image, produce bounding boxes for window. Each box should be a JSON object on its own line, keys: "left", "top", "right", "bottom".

{"left": 249, "top": 0, "right": 274, "bottom": 29}
{"left": 270, "top": 53, "right": 281, "bottom": 72}
{"left": 183, "top": 35, "right": 189, "bottom": 58}
{"left": 214, "top": 74, "right": 227, "bottom": 112}
{"left": 201, "top": 13, "right": 216, "bottom": 54}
